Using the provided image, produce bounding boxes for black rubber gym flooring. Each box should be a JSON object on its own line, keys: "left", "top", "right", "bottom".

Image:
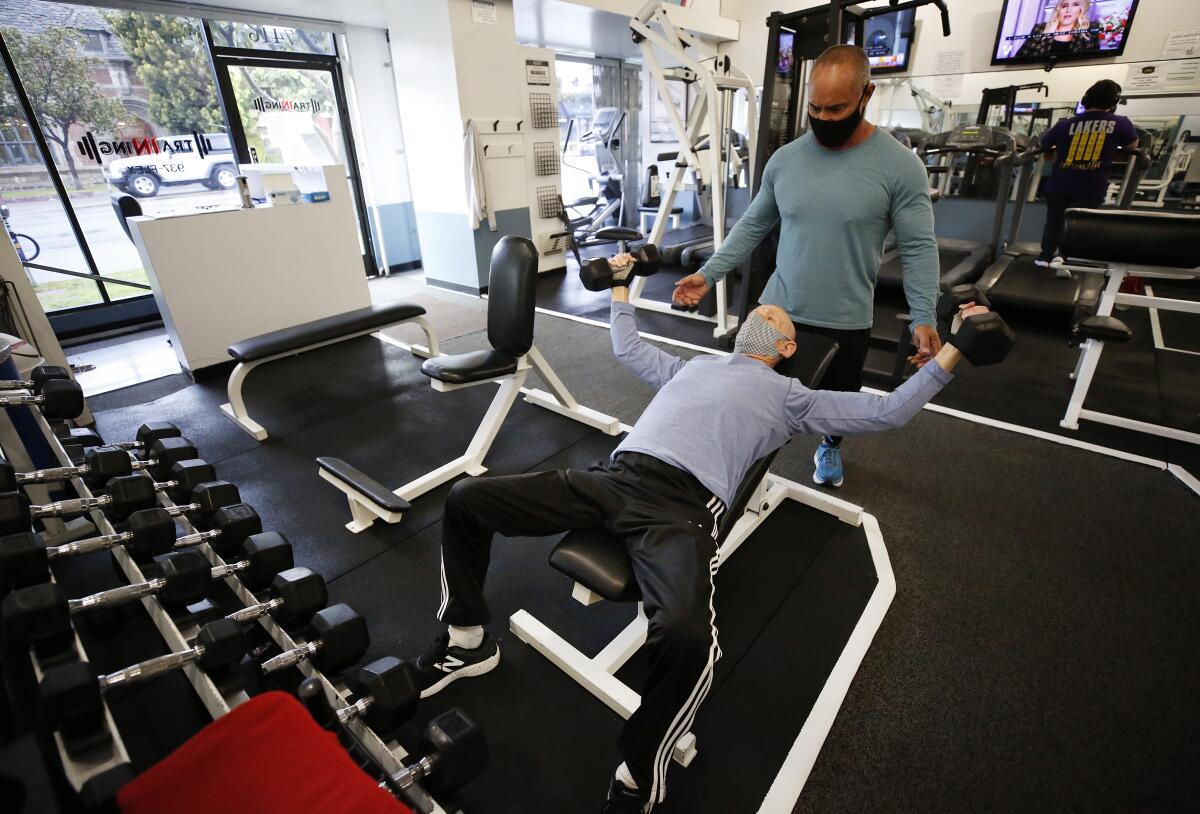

{"left": 72, "top": 312, "right": 1199, "bottom": 813}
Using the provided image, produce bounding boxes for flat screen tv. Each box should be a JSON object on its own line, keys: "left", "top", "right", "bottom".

{"left": 992, "top": 0, "right": 1140, "bottom": 65}
{"left": 864, "top": 9, "right": 916, "bottom": 74}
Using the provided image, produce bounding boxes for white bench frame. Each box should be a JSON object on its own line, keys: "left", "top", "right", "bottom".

{"left": 509, "top": 473, "right": 892, "bottom": 794}
{"left": 221, "top": 315, "right": 440, "bottom": 442}
{"left": 322, "top": 344, "right": 621, "bottom": 533}
{"left": 1056, "top": 257, "right": 1200, "bottom": 446}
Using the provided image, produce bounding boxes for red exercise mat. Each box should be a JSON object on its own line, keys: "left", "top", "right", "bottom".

{"left": 118, "top": 691, "right": 411, "bottom": 814}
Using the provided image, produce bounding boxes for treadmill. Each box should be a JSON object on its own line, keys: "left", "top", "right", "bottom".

{"left": 977, "top": 135, "right": 1150, "bottom": 319}
{"left": 876, "top": 125, "right": 1011, "bottom": 292}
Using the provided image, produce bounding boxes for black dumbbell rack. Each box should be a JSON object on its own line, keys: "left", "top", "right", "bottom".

{"left": 4, "top": 401, "right": 448, "bottom": 814}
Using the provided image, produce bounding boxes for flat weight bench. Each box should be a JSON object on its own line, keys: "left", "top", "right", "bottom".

{"left": 1056, "top": 208, "right": 1200, "bottom": 446}
{"left": 319, "top": 236, "right": 622, "bottom": 533}
{"left": 510, "top": 332, "right": 840, "bottom": 769}
{"left": 222, "top": 302, "right": 439, "bottom": 441}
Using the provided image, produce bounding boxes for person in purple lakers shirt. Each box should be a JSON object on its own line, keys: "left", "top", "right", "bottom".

{"left": 1035, "top": 79, "right": 1138, "bottom": 275}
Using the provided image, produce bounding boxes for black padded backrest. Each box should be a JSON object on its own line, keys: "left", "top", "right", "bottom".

{"left": 111, "top": 194, "right": 142, "bottom": 240}
{"left": 487, "top": 236, "right": 538, "bottom": 357}
{"left": 1060, "top": 209, "right": 1200, "bottom": 268}
{"left": 715, "top": 332, "right": 839, "bottom": 541}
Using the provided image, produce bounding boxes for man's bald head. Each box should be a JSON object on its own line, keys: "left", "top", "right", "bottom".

{"left": 811, "top": 44, "right": 871, "bottom": 90}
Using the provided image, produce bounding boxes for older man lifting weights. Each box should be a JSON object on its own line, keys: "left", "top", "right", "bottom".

{"left": 674, "top": 44, "right": 942, "bottom": 489}
{"left": 409, "top": 246, "right": 1012, "bottom": 813}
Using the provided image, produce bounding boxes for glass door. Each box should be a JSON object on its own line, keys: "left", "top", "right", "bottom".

{"left": 205, "top": 23, "right": 377, "bottom": 274}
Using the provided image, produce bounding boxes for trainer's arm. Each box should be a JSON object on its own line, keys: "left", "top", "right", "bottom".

{"left": 697, "top": 160, "right": 781, "bottom": 288}
{"left": 784, "top": 344, "right": 963, "bottom": 436}
{"left": 610, "top": 288, "right": 686, "bottom": 388}
{"left": 891, "top": 154, "right": 940, "bottom": 331}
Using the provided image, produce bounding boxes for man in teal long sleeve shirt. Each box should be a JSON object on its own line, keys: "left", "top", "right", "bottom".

{"left": 674, "top": 45, "right": 941, "bottom": 489}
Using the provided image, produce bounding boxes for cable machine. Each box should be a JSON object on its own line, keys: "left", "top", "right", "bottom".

{"left": 627, "top": 0, "right": 758, "bottom": 338}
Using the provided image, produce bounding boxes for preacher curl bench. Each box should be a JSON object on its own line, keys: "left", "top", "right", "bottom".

{"left": 318, "top": 236, "right": 621, "bottom": 532}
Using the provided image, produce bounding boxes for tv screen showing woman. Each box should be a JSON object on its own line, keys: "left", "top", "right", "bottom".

{"left": 992, "top": 0, "right": 1139, "bottom": 64}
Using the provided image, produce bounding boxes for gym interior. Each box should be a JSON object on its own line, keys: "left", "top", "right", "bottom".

{"left": 0, "top": 0, "right": 1197, "bottom": 812}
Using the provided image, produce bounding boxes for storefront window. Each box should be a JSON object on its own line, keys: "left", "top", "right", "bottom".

{"left": 209, "top": 21, "right": 335, "bottom": 56}
{"left": 0, "top": 1, "right": 238, "bottom": 312}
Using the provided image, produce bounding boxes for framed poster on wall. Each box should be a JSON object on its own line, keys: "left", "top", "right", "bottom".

{"left": 650, "top": 79, "right": 688, "bottom": 143}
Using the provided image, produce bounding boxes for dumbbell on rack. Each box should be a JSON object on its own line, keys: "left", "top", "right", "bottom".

{"left": 38, "top": 618, "right": 247, "bottom": 758}
{"left": 255, "top": 603, "right": 369, "bottom": 678}
{"left": 3, "top": 535, "right": 294, "bottom": 653}
{"left": 0, "top": 503, "right": 243, "bottom": 595}
{"left": 0, "top": 378, "right": 85, "bottom": 420}
{"left": 1, "top": 446, "right": 158, "bottom": 492}
{"left": 0, "top": 474, "right": 243, "bottom": 530}
{"left": 0, "top": 364, "right": 70, "bottom": 392}
{"left": 301, "top": 679, "right": 487, "bottom": 802}
{"left": 224, "top": 566, "right": 327, "bottom": 630}
{"left": 54, "top": 421, "right": 182, "bottom": 463}
{"left": 298, "top": 656, "right": 418, "bottom": 733}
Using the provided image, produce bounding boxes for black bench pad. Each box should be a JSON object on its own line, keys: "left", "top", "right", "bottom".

{"left": 550, "top": 530, "right": 641, "bottom": 603}
{"left": 228, "top": 302, "right": 426, "bottom": 363}
{"left": 316, "top": 457, "right": 411, "bottom": 513}
{"left": 1075, "top": 315, "right": 1133, "bottom": 343}
{"left": 421, "top": 349, "right": 518, "bottom": 385}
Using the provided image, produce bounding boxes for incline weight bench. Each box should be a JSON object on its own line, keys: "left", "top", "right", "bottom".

{"left": 510, "top": 333, "right": 878, "bottom": 772}
{"left": 1055, "top": 209, "right": 1200, "bottom": 445}
{"left": 318, "top": 236, "right": 621, "bottom": 533}
{"left": 222, "top": 302, "right": 439, "bottom": 441}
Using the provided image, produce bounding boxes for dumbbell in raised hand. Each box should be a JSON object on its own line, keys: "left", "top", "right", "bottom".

{"left": 936, "top": 284, "right": 991, "bottom": 338}
{"left": 224, "top": 566, "right": 327, "bottom": 630}
{"left": 38, "top": 618, "right": 246, "bottom": 758}
{"left": 0, "top": 365, "right": 70, "bottom": 393}
{"left": 947, "top": 310, "right": 1016, "bottom": 366}
{"left": 298, "top": 656, "right": 418, "bottom": 733}
{"left": 0, "top": 502, "right": 255, "bottom": 595}
{"left": 0, "top": 378, "right": 85, "bottom": 420}
{"left": 579, "top": 244, "right": 663, "bottom": 291}
{"left": 3, "top": 534, "right": 293, "bottom": 652}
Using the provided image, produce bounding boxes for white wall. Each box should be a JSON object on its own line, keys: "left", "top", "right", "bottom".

{"left": 343, "top": 25, "right": 414, "bottom": 209}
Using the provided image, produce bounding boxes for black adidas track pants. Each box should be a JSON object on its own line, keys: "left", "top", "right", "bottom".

{"left": 438, "top": 452, "right": 724, "bottom": 807}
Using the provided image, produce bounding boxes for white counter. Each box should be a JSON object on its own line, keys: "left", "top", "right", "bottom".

{"left": 129, "top": 165, "right": 371, "bottom": 373}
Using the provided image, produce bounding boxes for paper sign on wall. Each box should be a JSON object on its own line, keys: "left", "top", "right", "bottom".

{"left": 1161, "top": 28, "right": 1200, "bottom": 59}
{"left": 933, "top": 49, "right": 966, "bottom": 75}
{"left": 1125, "top": 59, "right": 1200, "bottom": 93}
{"left": 932, "top": 74, "right": 963, "bottom": 99}
{"left": 471, "top": 0, "right": 496, "bottom": 25}
{"left": 525, "top": 59, "right": 550, "bottom": 86}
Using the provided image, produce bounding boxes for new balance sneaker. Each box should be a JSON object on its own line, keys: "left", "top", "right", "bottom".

{"left": 601, "top": 776, "right": 648, "bottom": 814}
{"left": 813, "top": 440, "right": 844, "bottom": 488}
{"left": 414, "top": 631, "right": 500, "bottom": 698}
{"left": 1034, "top": 257, "right": 1053, "bottom": 268}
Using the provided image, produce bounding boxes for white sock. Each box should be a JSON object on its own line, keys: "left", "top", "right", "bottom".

{"left": 448, "top": 625, "right": 484, "bottom": 650}
{"left": 615, "top": 762, "right": 638, "bottom": 790}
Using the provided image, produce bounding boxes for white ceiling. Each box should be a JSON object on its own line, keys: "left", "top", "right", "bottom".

{"left": 514, "top": 0, "right": 643, "bottom": 61}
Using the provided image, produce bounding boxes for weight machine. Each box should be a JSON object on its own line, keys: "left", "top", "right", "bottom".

{"left": 627, "top": 1, "right": 758, "bottom": 338}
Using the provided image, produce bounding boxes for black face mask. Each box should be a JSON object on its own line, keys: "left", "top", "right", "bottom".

{"left": 809, "top": 86, "right": 868, "bottom": 148}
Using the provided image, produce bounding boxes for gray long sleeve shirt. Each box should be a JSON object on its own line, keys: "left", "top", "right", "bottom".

{"left": 697, "top": 130, "right": 940, "bottom": 330}
{"left": 610, "top": 301, "right": 952, "bottom": 505}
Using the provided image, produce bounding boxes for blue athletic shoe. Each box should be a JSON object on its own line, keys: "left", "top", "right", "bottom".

{"left": 813, "top": 441, "right": 844, "bottom": 488}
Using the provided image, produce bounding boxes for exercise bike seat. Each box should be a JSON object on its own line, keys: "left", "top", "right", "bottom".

{"left": 594, "top": 226, "right": 643, "bottom": 242}
{"left": 421, "top": 349, "right": 519, "bottom": 385}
